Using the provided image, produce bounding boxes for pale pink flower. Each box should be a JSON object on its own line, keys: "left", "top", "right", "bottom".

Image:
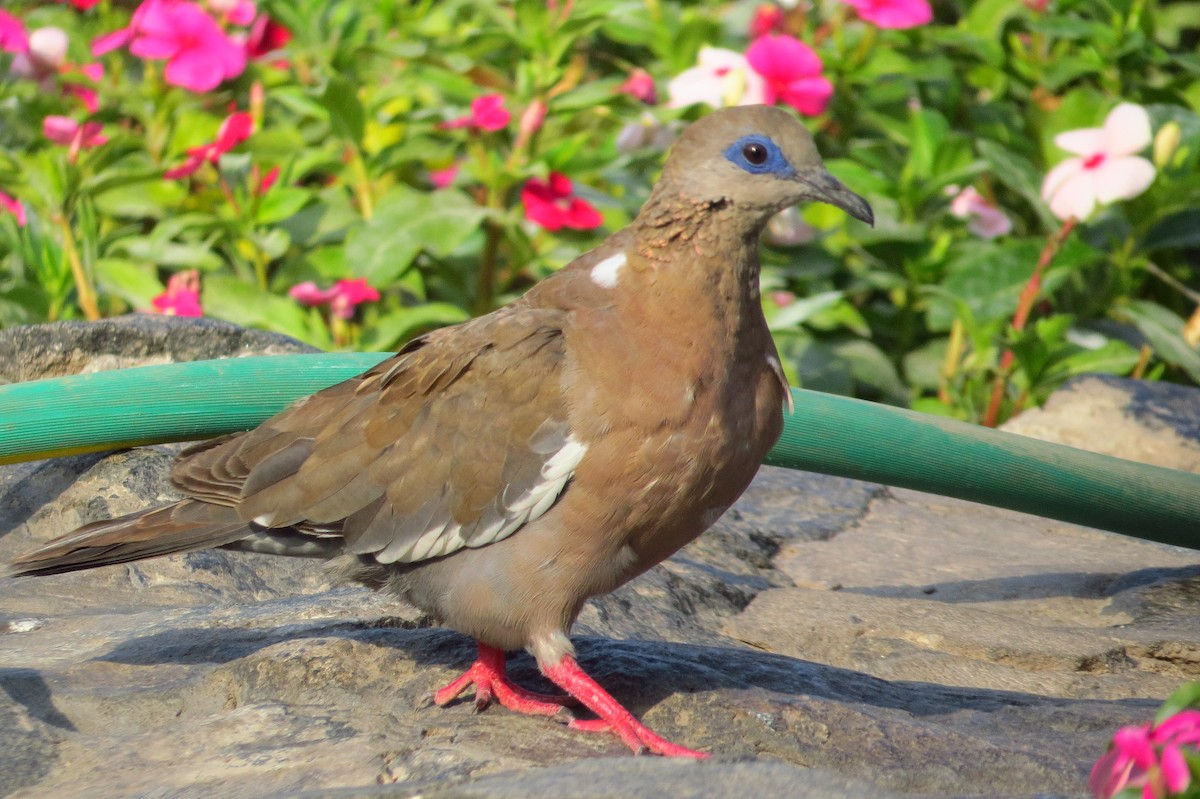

{"left": 0, "top": 11, "right": 27, "bottom": 54}
{"left": 766, "top": 206, "right": 815, "bottom": 246}
{"left": 442, "top": 94, "right": 511, "bottom": 132}
{"left": 290, "top": 278, "right": 380, "bottom": 319}
{"left": 843, "top": 0, "right": 933, "bottom": 28}
{"left": 1041, "top": 102, "right": 1156, "bottom": 221}
{"left": 0, "top": 190, "right": 26, "bottom": 227}
{"left": 164, "top": 111, "right": 254, "bottom": 179}
{"left": 43, "top": 116, "right": 108, "bottom": 148}
{"left": 949, "top": 186, "right": 1012, "bottom": 239}
{"left": 11, "top": 27, "right": 69, "bottom": 80}
{"left": 667, "top": 47, "right": 766, "bottom": 109}
{"left": 150, "top": 270, "right": 202, "bottom": 316}
{"left": 745, "top": 34, "right": 833, "bottom": 116}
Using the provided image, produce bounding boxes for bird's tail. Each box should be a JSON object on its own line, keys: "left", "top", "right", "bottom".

{"left": 4, "top": 500, "right": 251, "bottom": 578}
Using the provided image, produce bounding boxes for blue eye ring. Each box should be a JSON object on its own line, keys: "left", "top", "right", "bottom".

{"left": 723, "top": 134, "right": 795, "bottom": 177}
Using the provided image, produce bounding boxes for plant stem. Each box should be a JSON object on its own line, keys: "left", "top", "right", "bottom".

{"left": 56, "top": 213, "right": 100, "bottom": 321}
{"left": 982, "top": 216, "right": 1077, "bottom": 427}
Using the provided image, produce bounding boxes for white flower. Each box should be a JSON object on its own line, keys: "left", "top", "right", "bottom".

{"left": 1041, "top": 103, "right": 1156, "bottom": 221}
{"left": 666, "top": 47, "right": 766, "bottom": 109}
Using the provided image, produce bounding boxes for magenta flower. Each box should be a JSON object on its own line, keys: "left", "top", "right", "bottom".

{"left": 1041, "top": 102, "right": 1156, "bottom": 221}
{"left": 245, "top": 13, "right": 291, "bottom": 60}
{"left": 619, "top": 69, "right": 657, "bottom": 105}
{"left": 1091, "top": 710, "right": 1200, "bottom": 799}
{"left": 164, "top": 111, "right": 254, "bottom": 179}
{"left": 521, "top": 172, "right": 603, "bottom": 232}
{"left": 290, "top": 278, "right": 380, "bottom": 319}
{"left": 0, "top": 190, "right": 26, "bottom": 227}
{"left": 745, "top": 34, "right": 833, "bottom": 117}
{"left": 442, "top": 94, "right": 511, "bottom": 133}
{"left": 948, "top": 186, "right": 1012, "bottom": 240}
{"left": 0, "top": 11, "right": 27, "bottom": 53}
{"left": 150, "top": 270, "right": 202, "bottom": 317}
{"left": 206, "top": 0, "right": 256, "bottom": 25}
{"left": 428, "top": 163, "right": 459, "bottom": 189}
{"left": 55, "top": 0, "right": 103, "bottom": 9}
{"left": 750, "top": 5, "right": 787, "bottom": 37}
{"left": 842, "top": 0, "right": 933, "bottom": 29}
{"left": 43, "top": 115, "right": 108, "bottom": 149}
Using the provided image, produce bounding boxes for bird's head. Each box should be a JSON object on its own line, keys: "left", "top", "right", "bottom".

{"left": 656, "top": 105, "right": 874, "bottom": 227}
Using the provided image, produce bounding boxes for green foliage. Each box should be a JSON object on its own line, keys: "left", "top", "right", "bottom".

{"left": 2, "top": 0, "right": 1200, "bottom": 425}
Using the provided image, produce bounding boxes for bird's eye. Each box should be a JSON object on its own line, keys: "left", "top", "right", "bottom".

{"left": 742, "top": 142, "right": 769, "bottom": 165}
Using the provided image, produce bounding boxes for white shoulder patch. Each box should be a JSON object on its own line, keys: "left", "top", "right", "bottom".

{"left": 590, "top": 253, "right": 626, "bottom": 288}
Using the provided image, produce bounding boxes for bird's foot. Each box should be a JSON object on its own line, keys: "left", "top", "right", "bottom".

{"left": 541, "top": 655, "right": 709, "bottom": 758}
{"left": 434, "top": 643, "right": 574, "bottom": 718}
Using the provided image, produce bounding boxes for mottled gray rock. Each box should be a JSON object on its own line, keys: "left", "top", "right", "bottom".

{"left": 2, "top": 326, "right": 1199, "bottom": 799}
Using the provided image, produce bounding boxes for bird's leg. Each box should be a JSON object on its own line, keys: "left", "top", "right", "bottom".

{"left": 434, "top": 642, "right": 574, "bottom": 717}
{"left": 540, "top": 655, "right": 709, "bottom": 758}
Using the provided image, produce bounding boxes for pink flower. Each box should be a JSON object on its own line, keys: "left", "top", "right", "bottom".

{"left": 948, "top": 186, "right": 1012, "bottom": 239}
{"left": 745, "top": 34, "right": 833, "bottom": 116}
{"left": 150, "top": 270, "right": 203, "bottom": 317}
{"left": 842, "top": 0, "right": 933, "bottom": 29}
{"left": 56, "top": 0, "right": 103, "bottom": 9}
{"left": 667, "top": 46, "right": 766, "bottom": 109}
{"left": 521, "top": 172, "right": 603, "bottom": 232}
{"left": 164, "top": 111, "right": 254, "bottom": 179}
{"left": 255, "top": 164, "right": 279, "bottom": 195}
{"left": 751, "top": 5, "right": 787, "bottom": 37}
{"left": 1041, "top": 102, "right": 1156, "bottom": 221}
{"left": 1090, "top": 712, "right": 1200, "bottom": 799}
{"left": 43, "top": 116, "right": 108, "bottom": 160}
{"left": 11, "top": 27, "right": 69, "bottom": 79}
{"left": 290, "top": 278, "right": 380, "bottom": 319}
{"left": 619, "top": 69, "right": 657, "bottom": 105}
{"left": 428, "top": 163, "right": 459, "bottom": 189}
{"left": 245, "top": 13, "right": 291, "bottom": 59}
{"left": 0, "top": 11, "right": 27, "bottom": 53}
{"left": 0, "top": 190, "right": 26, "bottom": 227}
{"left": 442, "top": 94, "right": 511, "bottom": 133}
{"left": 207, "top": 0, "right": 256, "bottom": 25}
{"left": 112, "top": 0, "right": 247, "bottom": 92}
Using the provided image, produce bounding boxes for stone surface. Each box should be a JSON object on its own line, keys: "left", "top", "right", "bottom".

{"left": 3, "top": 321, "right": 1200, "bottom": 798}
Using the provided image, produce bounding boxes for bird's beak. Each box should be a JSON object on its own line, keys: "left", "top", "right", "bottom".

{"left": 795, "top": 168, "right": 874, "bottom": 227}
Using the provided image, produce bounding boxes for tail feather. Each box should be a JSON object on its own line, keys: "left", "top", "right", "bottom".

{"left": 5, "top": 500, "right": 251, "bottom": 578}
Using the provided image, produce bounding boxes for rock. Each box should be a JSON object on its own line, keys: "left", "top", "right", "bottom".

{"left": 2, "top": 325, "right": 1199, "bottom": 799}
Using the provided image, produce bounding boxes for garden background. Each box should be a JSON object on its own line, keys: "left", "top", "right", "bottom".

{"left": 1, "top": 0, "right": 1199, "bottom": 427}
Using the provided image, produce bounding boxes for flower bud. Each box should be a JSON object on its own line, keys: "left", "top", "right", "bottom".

{"left": 1154, "top": 121, "right": 1182, "bottom": 169}
{"left": 28, "top": 27, "right": 68, "bottom": 71}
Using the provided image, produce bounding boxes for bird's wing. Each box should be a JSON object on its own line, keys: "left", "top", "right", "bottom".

{"left": 170, "top": 305, "right": 578, "bottom": 564}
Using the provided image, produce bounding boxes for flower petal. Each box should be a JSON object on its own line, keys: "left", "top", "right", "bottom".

{"left": 164, "top": 47, "right": 223, "bottom": 91}
{"left": 746, "top": 34, "right": 823, "bottom": 83}
{"left": 779, "top": 76, "right": 833, "bottom": 116}
{"left": 1041, "top": 158, "right": 1081, "bottom": 202}
{"left": 1102, "top": 102, "right": 1152, "bottom": 157}
{"left": 1048, "top": 172, "right": 1097, "bottom": 221}
{"left": 1092, "top": 156, "right": 1155, "bottom": 204}
{"left": 1054, "top": 127, "right": 1104, "bottom": 156}
{"left": 1161, "top": 744, "right": 1191, "bottom": 794}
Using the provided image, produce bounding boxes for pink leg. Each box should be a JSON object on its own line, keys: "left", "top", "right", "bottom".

{"left": 541, "top": 654, "right": 709, "bottom": 758}
{"left": 434, "top": 642, "right": 573, "bottom": 717}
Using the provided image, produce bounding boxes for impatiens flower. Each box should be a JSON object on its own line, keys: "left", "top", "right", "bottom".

{"left": 442, "top": 94, "right": 511, "bottom": 132}
{"left": 1090, "top": 710, "right": 1200, "bottom": 799}
{"left": 164, "top": 111, "right": 254, "bottom": 179}
{"left": 667, "top": 46, "right": 766, "bottom": 109}
{"left": 56, "top": 0, "right": 103, "bottom": 9}
{"left": 106, "top": 0, "right": 247, "bottom": 92}
{"left": 11, "top": 27, "right": 69, "bottom": 79}
{"left": 150, "top": 270, "right": 202, "bottom": 317}
{"left": 745, "top": 34, "right": 833, "bottom": 116}
{"left": 750, "top": 4, "right": 787, "bottom": 37}
{"left": 521, "top": 172, "right": 603, "bottom": 232}
{"left": 842, "top": 0, "right": 933, "bottom": 29}
{"left": 43, "top": 115, "right": 108, "bottom": 148}
{"left": 245, "top": 13, "right": 291, "bottom": 60}
{"left": 0, "top": 11, "right": 27, "bottom": 53}
{"left": 619, "top": 69, "right": 657, "bottom": 105}
{"left": 290, "top": 278, "right": 380, "bottom": 319}
{"left": 1041, "top": 102, "right": 1156, "bottom": 221}
{"left": 0, "top": 190, "right": 26, "bottom": 227}
{"left": 948, "top": 186, "right": 1012, "bottom": 239}
{"left": 255, "top": 164, "right": 279, "bottom": 196}
{"left": 428, "top": 163, "right": 459, "bottom": 189}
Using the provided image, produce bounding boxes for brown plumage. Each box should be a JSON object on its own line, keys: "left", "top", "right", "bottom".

{"left": 7, "top": 105, "right": 872, "bottom": 757}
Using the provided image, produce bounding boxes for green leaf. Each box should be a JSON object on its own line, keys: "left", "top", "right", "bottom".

{"left": 1115, "top": 300, "right": 1200, "bottom": 383}
{"left": 94, "top": 258, "right": 162, "bottom": 308}
{"left": 321, "top": 74, "right": 365, "bottom": 145}
{"left": 360, "top": 302, "right": 470, "bottom": 350}
{"left": 202, "top": 274, "right": 313, "bottom": 341}
{"left": 1155, "top": 681, "right": 1200, "bottom": 725}
{"left": 977, "top": 140, "right": 1057, "bottom": 228}
{"left": 1139, "top": 209, "right": 1200, "bottom": 252}
{"left": 256, "top": 187, "right": 313, "bottom": 226}
{"left": 766, "top": 290, "right": 845, "bottom": 331}
{"left": 344, "top": 186, "right": 487, "bottom": 287}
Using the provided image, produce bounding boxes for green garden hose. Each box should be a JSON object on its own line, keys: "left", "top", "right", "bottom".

{"left": 2, "top": 353, "right": 1198, "bottom": 549}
